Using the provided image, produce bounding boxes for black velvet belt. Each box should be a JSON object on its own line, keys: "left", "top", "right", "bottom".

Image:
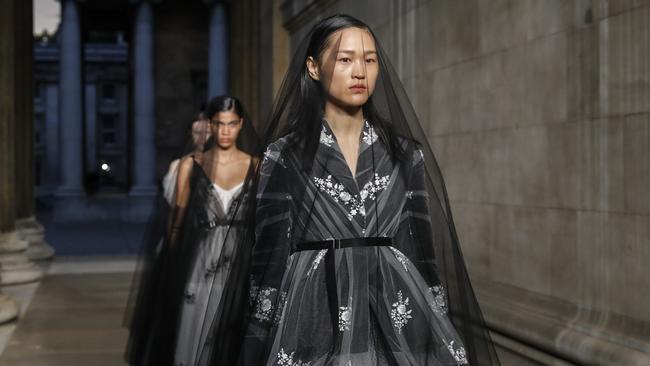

{"left": 201, "top": 219, "right": 245, "bottom": 230}
{"left": 294, "top": 236, "right": 393, "bottom": 349}
{"left": 292, "top": 237, "right": 392, "bottom": 254}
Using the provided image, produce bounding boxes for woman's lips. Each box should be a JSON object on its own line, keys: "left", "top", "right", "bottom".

{"left": 350, "top": 84, "right": 367, "bottom": 93}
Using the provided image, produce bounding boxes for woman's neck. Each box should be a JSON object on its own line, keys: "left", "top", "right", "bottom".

{"left": 215, "top": 145, "right": 240, "bottom": 163}
{"left": 324, "top": 102, "right": 364, "bottom": 140}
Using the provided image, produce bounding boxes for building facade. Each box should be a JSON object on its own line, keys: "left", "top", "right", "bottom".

{"left": 35, "top": 0, "right": 229, "bottom": 222}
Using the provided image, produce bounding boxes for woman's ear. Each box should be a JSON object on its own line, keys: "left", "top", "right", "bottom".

{"left": 306, "top": 56, "right": 320, "bottom": 81}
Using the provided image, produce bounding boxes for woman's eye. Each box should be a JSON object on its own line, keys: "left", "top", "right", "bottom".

{"left": 339, "top": 57, "right": 351, "bottom": 63}
{"left": 366, "top": 58, "right": 376, "bottom": 63}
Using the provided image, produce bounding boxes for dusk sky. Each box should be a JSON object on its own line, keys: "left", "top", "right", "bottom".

{"left": 34, "top": 0, "right": 60, "bottom": 35}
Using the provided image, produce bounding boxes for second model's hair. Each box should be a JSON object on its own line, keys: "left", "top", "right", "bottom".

{"left": 205, "top": 95, "right": 245, "bottom": 120}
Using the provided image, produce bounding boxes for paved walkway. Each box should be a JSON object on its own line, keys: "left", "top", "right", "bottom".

{"left": 0, "top": 257, "right": 135, "bottom": 366}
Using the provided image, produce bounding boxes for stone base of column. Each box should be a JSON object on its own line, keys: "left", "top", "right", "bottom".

{"left": 0, "top": 293, "right": 18, "bottom": 325}
{"left": 16, "top": 217, "right": 55, "bottom": 261}
{"left": 0, "top": 252, "right": 44, "bottom": 286}
{"left": 0, "top": 234, "right": 44, "bottom": 285}
{"left": 0, "top": 231, "right": 28, "bottom": 253}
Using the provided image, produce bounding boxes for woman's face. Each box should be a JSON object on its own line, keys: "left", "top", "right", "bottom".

{"left": 210, "top": 110, "right": 242, "bottom": 150}
{"left": 308, "top": 27, "right": 379, "bottom": 109}
{"left": 191, "top": 119, "right": 211, "bottom": 150}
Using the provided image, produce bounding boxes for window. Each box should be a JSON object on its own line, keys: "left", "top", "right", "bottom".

{"left": 102, "top": 84, "right": 116, "bottom": 101}
{"left": 99, "top": 114, "right": 118, "bottom": 146}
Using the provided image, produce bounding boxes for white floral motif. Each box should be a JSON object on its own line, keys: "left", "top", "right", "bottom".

{"left": 306, "top": 249, "right": 327, "bottom": 277}
{"left": 320, "top": 126, "right": 335, "bottom": 147}
{"left": 362, "top": 121, "right": 378, "bottom": 146}
{"left": 390, "top": 290, "right": 413, "bottom": 333}
{"left": 389, "top": 247, "right": 411, "bottom": 272}
{"left": 277, "top": 349, "right": 311, "bottom": 366}
{"left": 339, "top": 298, "right": 353, "bottom": 331}
{"left": 314, "top": 175, "right": 345, "bottom": 202}
{"left": 429, "top": 285, "right": 448, "bottom": 315}
{"left": 360, "top": 174, "right": 390, "bottom": 201}
{"left": 447, "top": 340, "right": 468, "bottom": 364}
{"left": 313, "top": 174, "right": 390, "bottom": 221}
{"left": 253, "top": 287, "right": 277, "bottom": 322}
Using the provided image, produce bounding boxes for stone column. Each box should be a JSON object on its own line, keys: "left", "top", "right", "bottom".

{"left": 0, "top": 0, "right": 45, "bottom": 285}
{"left": 52, "top": 0, "right": 85, "bottom": 222}
{"left": 56, "top": 0, "right": 84, "bottom": 198}
{"left": 129, "top": 0, "right": 157, "bottom": 199}
{"left": 207, "top": 0, "right": 228, "bottom": 98}
{"left": 14, "top": 0, "right": 54, "bottom": 260}
{"left": 0, "top": 0, "right": 29, "bottom": 324}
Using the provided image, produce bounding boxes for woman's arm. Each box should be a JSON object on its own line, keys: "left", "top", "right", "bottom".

{"left": 168, "top": 156, "right": 194, "bottom": 245}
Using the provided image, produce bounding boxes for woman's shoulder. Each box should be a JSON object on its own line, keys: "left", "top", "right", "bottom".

{"left": 265, "top": 134, "right": 295, "bottom": 154}
{"left": 179, "top": 154, "right": 196, "bottom": 171}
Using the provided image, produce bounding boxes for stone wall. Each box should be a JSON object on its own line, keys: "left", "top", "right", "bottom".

{"left": 277, "top": 0, "right": 650, "bottom": 364}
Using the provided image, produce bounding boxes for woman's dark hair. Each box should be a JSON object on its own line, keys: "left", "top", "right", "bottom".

{"left": 280, "top": 14, "right": 405, "bottom": 166}
{"left": 205, "top": 95, "right": 245, "bottom": 120}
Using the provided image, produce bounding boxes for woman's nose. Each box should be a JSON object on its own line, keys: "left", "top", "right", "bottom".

{"left": 352, "top": 62, "right": 366, "bottom": 79}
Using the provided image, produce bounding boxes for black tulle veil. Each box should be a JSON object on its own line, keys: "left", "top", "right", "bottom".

{"left": 126, "top": 13, "right": 501, "bottom": 366}
{"left": 228, "top": 14, "right": 501, "bottom": 366}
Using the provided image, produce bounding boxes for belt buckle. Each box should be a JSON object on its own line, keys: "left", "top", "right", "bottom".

{"left": 329, "top": 238, "right": 341, "bottom": 250}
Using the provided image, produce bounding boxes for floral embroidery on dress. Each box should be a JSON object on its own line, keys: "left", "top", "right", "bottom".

{"left": 339, "top": 297, "right": 353, "bottom": 331}
{"left": 362, "top": 120, "right": 378, "bottom": 146}
{"left": 446, "top": 340, "right": 468, "bottom": 364}
{"left": 359, "top": 173, "right": 390, "bottom": 201}
{"left": 313, "top": 175, "right": 360, "bottom": 220}
{"left": 389, "top": 247, "right": 411, "bottom": 272}
{"left": 320, "top": 125, "right": 335, "bottom": 147}
{"left": 306, "top": 249, "right": 327, "bottom": 277}
{"left": 429, "top": 285, "right": 448, "bottom": 315}
{"left": 313, "top": 175, "right": 346, "bottom": 202}
{"left": 314, "top": 174, "right": 390, "bottom": 221}
{"left": 277, "top": 349, "right": 311, "bottom": 366}
{"left": 390, "top": 290, "right": 413, "bottom": 333}
{"left": 253, "top": 287, "right": 277, "bottom": 322}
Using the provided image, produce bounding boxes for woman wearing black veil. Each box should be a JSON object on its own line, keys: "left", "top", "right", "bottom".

{"left": 125, "top": 95, "right": 260, "bottom": 366}
{"left": 222, "top": 14, "right": 502, "bottom": 366}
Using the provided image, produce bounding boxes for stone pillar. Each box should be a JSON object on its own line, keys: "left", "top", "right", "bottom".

{"left": 0, "top": 0, "right": 30, "bottom": 324}
{"left": 129, "top": 1, "right": 157, "bottom": 198}
{"left": 207, "top": 1, "right": 228, "bottom": 98}
{"left": 56, "top": 0, "right": 84, "bottom": 198}
{"left": 14, "top": 0, "right": 54, "bottom": 260}
{"left": 0, "top": 0, "right": 45, "bottom": 284}
{"left": 43, "top": 84, "right": 59, "bottom": 195}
